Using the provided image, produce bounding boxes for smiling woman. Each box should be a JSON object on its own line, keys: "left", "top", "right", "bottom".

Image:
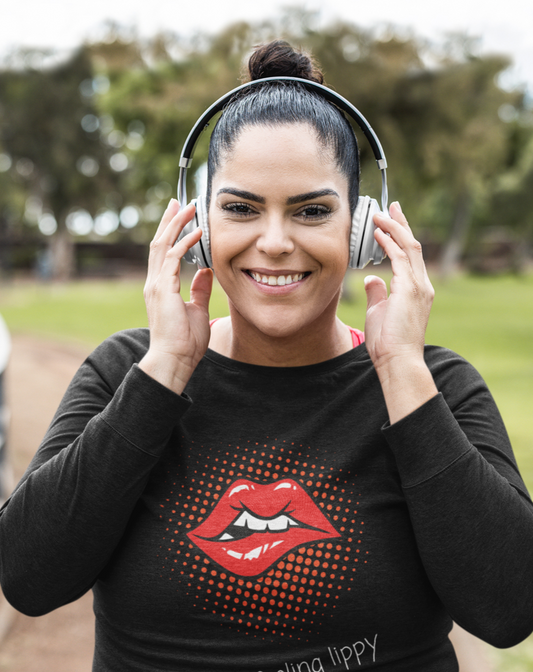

{"left": 1, "top": 40, "right": 532, "bottom": 672}
{"left": 208, "top": 123, "right": 353, "bottom": 362}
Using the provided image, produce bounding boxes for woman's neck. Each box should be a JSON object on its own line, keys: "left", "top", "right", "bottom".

{"left": 208, "top": 311, "right": 354, "bottom": 367}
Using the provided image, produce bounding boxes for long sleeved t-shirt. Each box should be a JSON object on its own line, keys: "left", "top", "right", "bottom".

{"left": 1, "top": 328, "right": 533, "bottom": 671}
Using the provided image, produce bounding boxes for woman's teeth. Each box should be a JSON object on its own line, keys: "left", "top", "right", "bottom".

{"left": 249, "top": 272, "right": 305, "bottom": 286}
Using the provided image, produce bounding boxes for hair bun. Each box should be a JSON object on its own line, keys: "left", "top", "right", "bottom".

{"left": 246, "top": 40, "right": 324, "bottom": 84}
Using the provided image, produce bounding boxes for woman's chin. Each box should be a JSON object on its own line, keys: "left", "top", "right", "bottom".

{"left": 232, "top": 307, "right": 324, "bottom": 342}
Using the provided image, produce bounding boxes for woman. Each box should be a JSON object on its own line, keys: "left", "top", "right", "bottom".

{"left": 1, "top": 41, "right": 532, "bottom": 671}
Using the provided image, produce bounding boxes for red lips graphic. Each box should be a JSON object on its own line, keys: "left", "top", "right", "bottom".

{"left": 187, "top": 479, "right": 340, "bottom": 576}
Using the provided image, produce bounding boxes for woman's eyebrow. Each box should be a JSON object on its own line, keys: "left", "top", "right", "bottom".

{"left": 286, "top": 189, "right": 339, "bottom": 205}
{"left": 217, "top": 188, "right": 265, "bottom": 204}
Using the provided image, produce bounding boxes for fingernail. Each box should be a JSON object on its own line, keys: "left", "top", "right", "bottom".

{"left": 393, "top": 201, "right": 402, "bottom": 212}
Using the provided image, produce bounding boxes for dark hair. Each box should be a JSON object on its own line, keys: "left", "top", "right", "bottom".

{"left": 206, "top": 40, "right": 360, "bottom": 214}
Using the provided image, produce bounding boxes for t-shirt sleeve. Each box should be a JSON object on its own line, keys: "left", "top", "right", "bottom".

{"left": 382, "top": 347, "right": 533, "bottom": 647}
{"left": 0, "top": 329, "right": 192, "bottom": 616}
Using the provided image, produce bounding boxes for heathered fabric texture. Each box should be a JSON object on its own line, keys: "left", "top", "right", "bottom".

{"left": 1, "top": 328, "right": 532, "bottom": 671}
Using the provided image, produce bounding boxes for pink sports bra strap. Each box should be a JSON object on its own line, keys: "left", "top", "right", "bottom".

{"left": 348, "top": 326, "right": 365, "bottom": 348}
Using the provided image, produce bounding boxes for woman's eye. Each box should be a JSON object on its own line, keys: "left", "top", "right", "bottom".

{"left": 222, "top": 202, "right": 255, "bottom": 217}
{"left": 297, "top": 205, "right": 332, "bottom": 221}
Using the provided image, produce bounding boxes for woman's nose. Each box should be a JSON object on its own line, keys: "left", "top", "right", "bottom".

{"left": 255, "top": 218, "right": 295, "bottom": 257}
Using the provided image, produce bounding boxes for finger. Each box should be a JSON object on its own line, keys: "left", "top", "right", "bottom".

{"left": 373, "top": 226, "right": 433, "bottom": 308}
{"left": 190, "top": 268, "right": 214, "bottom": 315}
{"left": 373, "top": 213, "right": 413, "bottom": 248}
{"left": 158, "top": 202, "right": 197, "bottom": 247}
{"left": 165, "top": 225, "right": 203, "bottom": 264}
{"left": 388, "top": 201, "right": 411, "bottom": 231}
{"left": 373, "top": 216, "right": 426, "bottom": 278}
{"left": 157, "top": 227, "right": 204, "bottom": 295}
{"left": 147, "top": 203, "right": 196, "bottom": 283}
{"left": 153, "top": 199, "right": 180, "bottom": 241}
{"left": 364, "top": 275, "right": 388, "bottom": 311}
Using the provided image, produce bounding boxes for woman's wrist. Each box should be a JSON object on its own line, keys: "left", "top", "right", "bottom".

{"left": 138, "top": 350, "right": 196, "bottom": 396}
{"left": 374, "top": 355, "right": 438, "bottom": 425}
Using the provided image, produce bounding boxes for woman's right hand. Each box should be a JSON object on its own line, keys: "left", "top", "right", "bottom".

{"left": 139, "top": 199, "right": 213, "bottom": 395}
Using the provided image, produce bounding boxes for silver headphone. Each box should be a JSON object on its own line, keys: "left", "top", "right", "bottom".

{"left": 177, "top": 76, "right": 388, "bottom": 270}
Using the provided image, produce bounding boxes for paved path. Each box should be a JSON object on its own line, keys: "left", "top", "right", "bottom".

{"left": 0, "top": 336, "right": 94, "bottom": 672}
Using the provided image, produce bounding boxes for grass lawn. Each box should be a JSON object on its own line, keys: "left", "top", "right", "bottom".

{"left": 1, "top": 270, "right": 532, "bottom": 669}
{"left": 1, "top": 271, "right": 531, "bottom": 480}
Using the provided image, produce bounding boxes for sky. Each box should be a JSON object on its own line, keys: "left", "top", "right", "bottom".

{"left": 0, "top": 0, "right": 532, "bottom": 92}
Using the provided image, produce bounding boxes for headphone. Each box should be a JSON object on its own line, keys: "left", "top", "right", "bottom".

{"left": 177, "top": 76, "right": 389, "bottom": 270}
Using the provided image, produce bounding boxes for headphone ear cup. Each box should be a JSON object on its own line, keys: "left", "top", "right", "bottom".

{"left": 177, "top": 195, "right": 212, "bottom": 269}
{"left": 349, "top": 195, "right": 386, "bottom": 269}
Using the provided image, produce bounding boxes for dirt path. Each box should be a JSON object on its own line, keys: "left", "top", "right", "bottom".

{"left": 0, "top": 336, "right": 95, "bottom": 672}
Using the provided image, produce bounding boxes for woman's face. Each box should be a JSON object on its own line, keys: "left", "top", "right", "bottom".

{"left": 209, "top": 123, "right": 352, "bottom": 340}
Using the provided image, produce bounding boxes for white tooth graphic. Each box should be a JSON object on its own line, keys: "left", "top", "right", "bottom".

{"left": 219, "top": 533, "right": 234, "bottom": 541}
{"left": 248, "top": 517, "right": 267, "bottom": 531}
{"left": 234, "top": 512, "right": 246, "bottom": 527}
{"left": 267, "top": 515, "right": 290, "bottom": 531}
{"left": 277, "top": 276, "right": 286, "bottom": 286}
{"left": 232, "top": 511, "right": 299, "bottom": 535}
{"left": 234, "top": 511, "right": 267, "bottom": 531}
{"left": 226, "top": 549, "right": 243, "bottom": 559}
{"left": 244, "top": 545, "right": 262, "bottom": 560}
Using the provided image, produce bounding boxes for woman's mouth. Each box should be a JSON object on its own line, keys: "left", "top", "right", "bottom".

{"left": 187, "top": 479, "right": 340, "bottom": 576}
{"left": 246, "top": 271, "right": 310, "bottom": 287}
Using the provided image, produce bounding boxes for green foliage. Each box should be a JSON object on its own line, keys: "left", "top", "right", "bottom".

{"left": 1, "top": 12, "right": 532, "bottom": 279}
{"left": 0, "top": 49, "right": 120, "bottom": 221}
{"left": 91, "top": 24, "right": 253, "bottom": 201}
{"left": 92, "top": 13, "right": 530, "bottom": 259}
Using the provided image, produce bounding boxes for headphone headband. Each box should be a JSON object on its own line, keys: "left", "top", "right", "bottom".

{"left": 177, "top": 76, "right": 388, "bottom": 213}
{"left": 176, "top": 76, "right": 390, "bottom": 271}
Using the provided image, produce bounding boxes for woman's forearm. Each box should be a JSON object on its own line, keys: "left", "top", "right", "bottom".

{"left": 0, "top": 339, "right": 189, "bottom": 616}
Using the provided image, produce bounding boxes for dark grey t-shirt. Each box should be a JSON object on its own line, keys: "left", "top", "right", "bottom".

{"left": 1, "top": 328, "right": 532, "bottom": 671}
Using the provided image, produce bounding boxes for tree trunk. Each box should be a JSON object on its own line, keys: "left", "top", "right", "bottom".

{"left": 49, "top": 227, "right": 75, "bottom": 281}
{"left": 439, "top": 191, "right": 472, "bottom": 279}
{"left": 0, "top": 214, "right": 12, "bottom": 280}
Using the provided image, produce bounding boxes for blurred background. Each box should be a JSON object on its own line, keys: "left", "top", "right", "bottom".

{"left": 0, "top": 0, "right": 532, "bottom": 670}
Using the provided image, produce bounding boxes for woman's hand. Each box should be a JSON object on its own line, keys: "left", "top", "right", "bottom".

{"left": 139, "top": 199, "right": 213, "bottom": 395}
{"left": 363, "top": 202, "right": 438, "bottom": 424}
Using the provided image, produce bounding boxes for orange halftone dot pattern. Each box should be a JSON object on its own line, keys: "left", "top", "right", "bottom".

{"left": 157, "top": 437, "right": 367, "bottom": 641}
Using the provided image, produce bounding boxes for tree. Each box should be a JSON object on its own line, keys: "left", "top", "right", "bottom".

{"left": 292, "top": 23, "right": 522, "bottom": 275}
{"left": 91, "top": 22, "right": 255, "bottom": 217}
{"left": 1, "top": 16, "right": 528, "bottom": 278}
{"left": 0, "top": 48, "right": 120, "bottom": 278}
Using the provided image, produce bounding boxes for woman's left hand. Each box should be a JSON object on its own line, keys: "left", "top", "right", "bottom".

{"left": 363, "top": 202, "right": 438, "bottom": 423}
